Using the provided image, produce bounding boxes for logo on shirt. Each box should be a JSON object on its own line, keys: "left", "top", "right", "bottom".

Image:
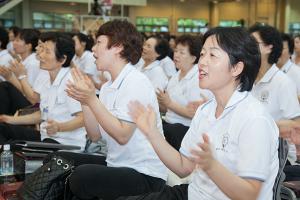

{"left": 216, "top": 133, "right": 229, "bottom": 152}
{"left": 260, "top": 90, "right": 269, "bottom": 103}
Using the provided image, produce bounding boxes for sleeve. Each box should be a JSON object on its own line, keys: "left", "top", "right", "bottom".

{"left": 114, "top": 76, "right": 157, "bottom": 123}
{"left": 179, "top": 108, "right": 203, "bottom": 157}
{"left": 279, "top": 78, "right": 300, "bottom": 119}
{"left": 33, "top": 70, "right": 48, "bottom": 94}
{"left": 237, "top": 116, "right": 278, "bottom": 180}
{"left": 82, "top": 56, "right": 97, "bottom": 76}
{"left": 65, "top": 74, "right": 82, "bottom": 115}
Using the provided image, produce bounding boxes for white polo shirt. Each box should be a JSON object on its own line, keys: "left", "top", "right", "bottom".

{"left": 34, "top": 67, "right": 86, "bottom": 149}
{"left": 22, "top": 53, "right": 41, "bottom": 87}
{"left": 137, "top": 60, "right": 168, "bottom": 90}
{"left": 99, "top": 63, "right": 167, "bottom": 180}
{"left": 281, "top": 59, "right": 300, "bottom": 96}
{"left": 160, "top": 56, "right": 177, "bottom": 79}
{"left": 252, "top": 64, "right": 300, "bottom": 121}
{"left": 165, "top": 65, "right": 213, "bottom": 126}
{"left": 252, "top": 64, "right": 300, "bottom": 163}
{"left": 180, "top": 90, "right": 279, "bottom": 200}
{"left": 0, "top": 49, "right": 13, "bottom": 81}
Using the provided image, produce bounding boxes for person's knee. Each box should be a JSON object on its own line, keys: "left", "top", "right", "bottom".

{"left": 69, "top": 165, "right": 90, "bottom": 199}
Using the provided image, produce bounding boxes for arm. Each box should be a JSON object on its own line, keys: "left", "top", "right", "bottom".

{"left": 86, "top": 96, "right": 136, "bottom": 145}
{"left": 190, "top": 134, "right": 262, "bottom": 200}
{"left": 0, "top": 111, "right": 41, "bottom": 125}
{"left": 157, "top": 88, "right": 205, "bottom": 119}
{"left": 128, "top": 101, "right": 195, "bottom": 177}
{"left": 19, "top": 78, "right": 40, "bottom": 104}
{"left": 82, "top": 104, "right": 102, "bottom": 141}
{"left": 46, "top": 112, "right": 84, "bottom": 136}
{"left": 66, "top": 68, "right": 135, "bottom": 145}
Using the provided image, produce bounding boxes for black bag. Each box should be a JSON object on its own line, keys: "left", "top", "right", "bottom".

{"left": 17, "top": 155, "right": 74, "bottom": 200}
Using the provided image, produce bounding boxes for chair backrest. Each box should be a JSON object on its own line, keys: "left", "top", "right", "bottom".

{"left": 273, "top": 138, "right": 289, "bottom": 200}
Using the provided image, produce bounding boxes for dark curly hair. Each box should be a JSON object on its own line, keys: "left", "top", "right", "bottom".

{"left": 73, "top": 32, "right": 94, "bottom": 51}
{"left": 204, "top": 27, "right": 261, "bottom": 92}
{"left": 175, "top": 35, "right": 202, "bottom": 64}
{"left": 96, "top": 20, "right": 143, "bottom": 65}
{"left": 249, "top": 24, "right": 283, "bottom": 65}
{"left": 42, "top": 32, "right": 75, "bottom": 67}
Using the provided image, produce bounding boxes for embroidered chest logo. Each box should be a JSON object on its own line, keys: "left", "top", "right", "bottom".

{"left": 260, "top": 90, "right": 269, "bottom": 103}
{"left": 216, "top": 133, "right": 230, "bottom": 152}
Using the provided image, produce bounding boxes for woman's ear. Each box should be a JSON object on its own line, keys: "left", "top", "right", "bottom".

{"left": 231, "top": 61, "right": 244, "bottom": 78}
{"left": 59, "top": 55, "right": 67, "bottom": 66}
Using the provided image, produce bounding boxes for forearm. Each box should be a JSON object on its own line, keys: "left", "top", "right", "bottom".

{"left": 167, "top": 101, "right": 193, "bottom": 119}
{"left": 87, "top": 96, "right": 134, "bottom": 145}
{"left": 206, "top": 161, "right": 261, "bottom": 200}
{"left": 148, "top": 131, "right": 194, "bottom": 177}
{"left": 6, "top": 76, "right": 23, "bottom": 93}
{"left": 57, "top": 112, "right": 84, "bottom": 132}
{"left": 9, "top": 111, "right": 41, "bottom": 125}
{"left": 20, "top": 78, "right": 40, "bottom": 104}
{"left": 82, "top": 105, "right": 102, "bottom": 141}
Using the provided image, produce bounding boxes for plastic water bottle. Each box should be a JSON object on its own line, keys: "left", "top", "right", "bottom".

{"left": 1, "top": 144, "right": 14, "bottom": 175}
{"left": 40, "top": 106, "right": 48, "bottom": 135}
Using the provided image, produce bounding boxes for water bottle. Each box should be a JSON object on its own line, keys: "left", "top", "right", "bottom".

{"left": 40, "top": 106, "right": 48, "bottom": 135}
{"left": 1, "top": 144, "right": 14, "bottom": 175}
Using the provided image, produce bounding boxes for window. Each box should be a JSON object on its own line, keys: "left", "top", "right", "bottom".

{"left": 177, "top": 18, "right": 207, "bottom": 33}
{"left": 33, "top": 12, "right": 74, "bottom": 31}
{"left": 135, "top": 17, "right": 169, "bottom": 33}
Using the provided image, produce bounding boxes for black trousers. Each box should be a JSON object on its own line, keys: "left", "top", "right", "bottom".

{"left": 116, "top": 184, "right": 188, "bottom": 200}
{"left": 0, "top": 123, "right": 40, "bottom": 144}
{"left": 284, "top": 165, "right": 300, "bottom": 181}
{"left": 0, "top": 81, "right": 31, "bottom": 115}
{"left": 163, "top": 121, "right": 189, "bottom": 151}
{"left": 57, "top": 151, "right": 165, "bottom": 200}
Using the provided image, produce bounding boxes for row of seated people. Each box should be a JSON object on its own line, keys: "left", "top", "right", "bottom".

{"left": 0, "top": 20, "right": 299, "bottom": 199}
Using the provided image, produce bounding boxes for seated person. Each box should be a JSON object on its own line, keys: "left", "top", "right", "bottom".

{"left": 0, "top": 28, "right": 42, "bottom": 115}
{"left": 123, "top": 27, "right": 279, "bottom": 200}
{"left": 64, "top": 20, "right": 167, "bottom": 200}
{"left": 0, "top": 32, "right": 86, "bottom": 149}
{"left": 136, "top": 35, "right": 169, "bottom": 90}
{"left": 157, "top": 34, "right": 212, "bottom": 150}
{"left": 0, "top": 27, "right": 14, "bottom": 81}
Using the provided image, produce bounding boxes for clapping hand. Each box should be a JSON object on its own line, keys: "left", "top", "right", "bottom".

{"left": 46, "top": 119, "right": 60, "bottom": 136}
{"left": 156, "top": 88, "right": 171, "bottom": 108}
{"left": 9, "top": 59, "right": 27, "bottom": 78}
{"left": 0, "top": 65, "right": 12, "bottom": 79}
{"left": 66, "top": 67, "right": 96, "bottom": 106}
{"left": 190, "top": 134, "right": 216, "bottom": 172}
{"left": 128, "top": 101, "right": 158, "bottom": 139}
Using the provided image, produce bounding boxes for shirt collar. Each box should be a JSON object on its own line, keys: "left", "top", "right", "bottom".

{"left": 51, "top": 67, "right": 70, "bottom": 87}
{"left": 22, "top": 53, "right": 36, "bottom": 65}
{"left": 180, "top": 64, "right": 198, "bottom": 81}
{"left": 257, "top": 64, "right": 279, "bottom": 84}
{"left": 142, "top": 60, "right": 160, "bottom": 71}
{"left": 203, "top": 89, "right": 248, "bottom": 120}
{"left": 281, "top": 59, "right": 293, "bottom": 73}
{"left": 107, "top": 63, "right": 133, "bottom": 89}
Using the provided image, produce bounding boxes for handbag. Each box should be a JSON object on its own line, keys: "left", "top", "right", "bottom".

{"left": 17, "top": 155, "right": 74, "bottom": 200}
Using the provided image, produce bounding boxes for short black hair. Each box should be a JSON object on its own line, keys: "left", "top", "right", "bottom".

{"left": 148, "top": 35, "right": 170, "bottom": 61}
{"left": 73, "top": 32, "right": 94, "bottom": 51}
{"left": 249, "top": 24, "right": 282, "bottom": 65}
{"left": 203, "top": 27, "right": 261, "bottom": 92}
{"left": 8, "top": 26, "right": 21, "bottom": 37}
{"left": 281, "top": 33, "right": 294, "bottom": 55}
{"left": 43, "top": 32, "right": 75, "bottom": 67}
{"left": 0, "top": 27, "right": 9, "bottom": 49}
{"left": 175, "top": 35, "right": 202, "bottom": 64}
{"left": 97, "top": 20, "right": 143, "bottom": 65}
{"left": 19, "top": 29, "right": 40, "bottom": 52}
